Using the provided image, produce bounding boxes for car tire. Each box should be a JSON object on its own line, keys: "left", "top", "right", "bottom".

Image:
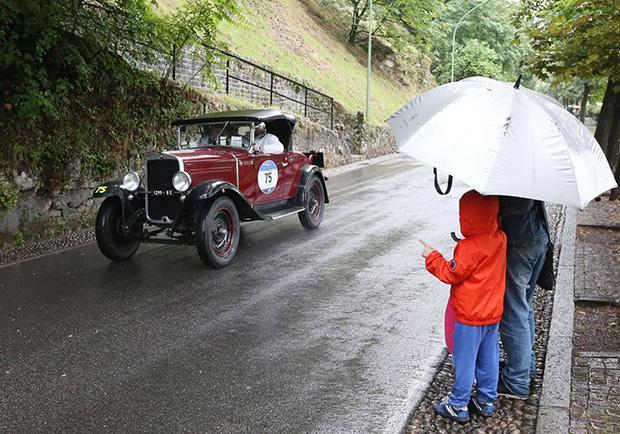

{"left": 95, "top": 197, "right": 141, "bottom": 261}
{"left": 196, "top": 196, "right": 240, "bottom": 268}
{"left": 298, "top": 175, "right": 325, "bottom": 230}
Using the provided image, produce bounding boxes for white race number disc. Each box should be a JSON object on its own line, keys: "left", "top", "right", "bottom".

{"left": 258, "top": 160, "right": 278, "bottom": 194}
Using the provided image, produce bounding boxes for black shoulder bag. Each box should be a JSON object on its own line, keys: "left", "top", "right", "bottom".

{"left": 536, "top": 243, "right": 555, "bottom": 291}
{"left": 536, "top": 203, "right": 555, "bottom": 291}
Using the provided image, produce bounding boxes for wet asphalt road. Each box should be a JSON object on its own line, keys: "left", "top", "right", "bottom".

{"left": 0, "top": 156, "right": 468, "bottom": 433}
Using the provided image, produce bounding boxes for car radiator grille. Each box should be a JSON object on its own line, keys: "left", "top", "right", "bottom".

{"left": 146, "top": 158, "right": 182, "bottom": 223}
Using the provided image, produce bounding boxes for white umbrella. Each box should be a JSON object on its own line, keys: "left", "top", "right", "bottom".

{"left": 387, "top": 76, "right": 617, "bottom": 209}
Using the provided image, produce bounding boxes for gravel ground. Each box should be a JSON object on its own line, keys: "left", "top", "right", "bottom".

{"left": 574, "top": 200, "right": 620, "bottom": 303}
{"left": 574, "top": 303, "right": 620, "bottom": 353}
{"left": 0, "top": 229, "right": 95, "bottom": 267}
{"left": 405, "top": 204, "right": 565, "bottom": 433}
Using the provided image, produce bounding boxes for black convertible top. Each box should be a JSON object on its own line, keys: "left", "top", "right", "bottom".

{"left": 171, "top": 109, "right": 297, "bottom": 126}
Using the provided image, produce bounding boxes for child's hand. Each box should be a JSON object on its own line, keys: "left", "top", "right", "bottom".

{"left": 419, "top": 239, "right": 434, "bottom": 258}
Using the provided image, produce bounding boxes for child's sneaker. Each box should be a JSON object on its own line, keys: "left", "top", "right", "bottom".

{"left": 433, "top": 397, "right": 469, "bottom": 423}
{"left": 468, "top": 397, "right": 495, "bottom": 417}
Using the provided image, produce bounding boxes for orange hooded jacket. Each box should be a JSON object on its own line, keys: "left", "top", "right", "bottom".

{"left": 425, "top": 191, "right": 507, "bottom": 326}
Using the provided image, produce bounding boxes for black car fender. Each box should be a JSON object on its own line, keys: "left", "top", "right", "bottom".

{"left": 93, "top": 181, "right": 145, "bottom": 227}
{"left": 187, "top": 180, "right": 263, "bottom": 221}
{"left": 93, "top": 181, "right": 123, "bottom": 199}
{"left": 297, "top": 165, "right": 329, "bottom": 206}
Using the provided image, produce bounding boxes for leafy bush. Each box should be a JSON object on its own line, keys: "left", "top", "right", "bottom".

{"left": 0, "top": 182, "right": 19, "bottom": 211}
{"left": 13, "top": 230, "right": 24, "bottom": 246}
{"left": 0, "top": 0, "right": 239, "bottom": 191}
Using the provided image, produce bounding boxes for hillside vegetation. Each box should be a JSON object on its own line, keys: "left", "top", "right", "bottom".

{"left": 164, "top": 0, "right": 435, "bottom": 124}
{"left": 0, "top": 0, "right": 234, "bottom": 190}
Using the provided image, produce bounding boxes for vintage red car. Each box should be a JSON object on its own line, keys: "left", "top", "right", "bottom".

{"left": 93, "top": 109, "right": 328, "bottom": 267}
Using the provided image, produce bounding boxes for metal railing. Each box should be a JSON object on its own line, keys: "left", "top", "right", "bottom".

{"left": 204, "top": 46, "right": 335, "bottom": 129}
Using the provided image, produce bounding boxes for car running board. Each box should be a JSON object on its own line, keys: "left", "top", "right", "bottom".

{"left": 262, "top": 206, "right": 305, "bottom": 221}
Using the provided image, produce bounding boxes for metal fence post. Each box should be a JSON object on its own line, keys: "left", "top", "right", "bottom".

{"left": 304, "top": 88, "right": 308, "bottom": 118}
{"left": 225, "top": 58, "right": 230, "bottom": 94}
{"left": 202, "top": 45, "right": 336, "bottom": 128}
{"left": 270, "top": 74, "right": 274, "bottom": 105}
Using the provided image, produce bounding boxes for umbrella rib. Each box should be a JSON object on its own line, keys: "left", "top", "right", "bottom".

{"left": 480, "top": 89, "right": 518, "bottom": 195}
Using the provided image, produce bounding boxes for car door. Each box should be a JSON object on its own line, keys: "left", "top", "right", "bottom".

{"left": 279, "top": 150, "right": 304, "bottom": 200}
{"left": 248, "top": 153, "right": 286, "bottom": 205}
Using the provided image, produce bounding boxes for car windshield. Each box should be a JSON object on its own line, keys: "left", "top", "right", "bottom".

{"left": 177, "top": 121, "right": 254, "bottom": 149}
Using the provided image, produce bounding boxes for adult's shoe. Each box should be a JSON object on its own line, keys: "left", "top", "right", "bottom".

{"left": 498, "top": 375, "right": 529, "bottom": 400}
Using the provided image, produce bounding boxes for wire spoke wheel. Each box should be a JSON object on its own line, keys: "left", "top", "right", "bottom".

{"left": 299, "top": 175, "right": 325, "bottom": 230}
{"left": 197, "top": 196, "right": 240, "bottom": 268}
{"left": 211, "top": 209, "right": 234, "bottom": 256}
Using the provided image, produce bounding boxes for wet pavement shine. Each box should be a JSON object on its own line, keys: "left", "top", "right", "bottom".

{"left": 0, "top": 156, "right": 469, "bottom": 433}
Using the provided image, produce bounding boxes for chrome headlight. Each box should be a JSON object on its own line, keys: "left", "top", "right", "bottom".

{"left": 122, "top": 171, "right": 140, "bottom": 192}
{"left": 172, "top": 171, "right": 192, "bottom": 192}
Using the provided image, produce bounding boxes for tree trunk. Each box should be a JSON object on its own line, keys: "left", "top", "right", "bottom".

{"left": 349, "top": 18, "right": 359, "bottom": 44}
{"left": 611, "top": 154, "right": 620, "bottom": 200}
{"left": 604, "top": 90, "right": 620, "bottom": 168}
{"left": 348, "top": 1, "right": 364, "bottom": 44}
{"left": 595, "top": 76, "right": 617, "bottom": 153}
{"left": 607, "top": 102, "right": 620, "bottom": 200}
{"left": 579, "top": 82, "right": 590, "bottom": 123}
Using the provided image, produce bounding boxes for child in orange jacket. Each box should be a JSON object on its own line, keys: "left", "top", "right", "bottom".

{"left": 420, "top": 190, "right": 507, "bottom": 423}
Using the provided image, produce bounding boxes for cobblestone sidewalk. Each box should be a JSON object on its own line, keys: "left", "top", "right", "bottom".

{"left": 570, "top": 199, "right": 620, "bottom": 433}
{"left": 570, "top": 351, "right": 620, "bottom": 433}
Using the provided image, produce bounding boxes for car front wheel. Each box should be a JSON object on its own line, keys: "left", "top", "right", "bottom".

{"left": 95, "top": 197, "right": 141, "bottom": 261}
{"left": 299, "top": 175, "right": 325, "bottom": 230}
{"left": 196, "top": 196, "right": 240, "bottom": 268}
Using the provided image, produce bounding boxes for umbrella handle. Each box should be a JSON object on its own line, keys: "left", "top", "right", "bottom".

{"left": 433, "top": 168, "right": 453, "bottom": 195}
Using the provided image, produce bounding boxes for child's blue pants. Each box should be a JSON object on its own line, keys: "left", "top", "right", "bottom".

{"left": 448, "top": 320, "right": 499, "bottom": 408}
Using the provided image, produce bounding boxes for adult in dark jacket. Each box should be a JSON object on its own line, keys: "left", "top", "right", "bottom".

{"left": 498, "top": 197, "right": 550, "bottom": 399}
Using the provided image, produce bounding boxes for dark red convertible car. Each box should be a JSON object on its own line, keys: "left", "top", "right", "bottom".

{"left": 93, "top": 109, "right": 328, "bottom": 267}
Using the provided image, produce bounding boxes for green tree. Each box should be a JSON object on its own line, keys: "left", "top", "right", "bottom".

{"left": 517, "top": 0, "right": 620, "bottom": 198}
{"left": 325, "top": 0, "right": 439, "bottom": 49}
{"left": 0, "top": 0, "right": 238, "bottom": 189}
{"left": 159, "top": 0, "right": 240, "bottom": 82}
{"left": 437, "top": 39, "right": 502, "bottom": 82}
{"left": 0, "top": 0, "right": 238, "bottom": 122}
{"left": 430, "top": 0, "right": 524, "bottom": 84}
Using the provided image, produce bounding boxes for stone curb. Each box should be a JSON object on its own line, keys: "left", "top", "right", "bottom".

{"left": 536, "top": 207, "right": 577, "bottom": 434}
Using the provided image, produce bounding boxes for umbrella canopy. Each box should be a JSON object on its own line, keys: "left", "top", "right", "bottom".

{"left": 387, "top": 76, "right": 617, "bottom": 209}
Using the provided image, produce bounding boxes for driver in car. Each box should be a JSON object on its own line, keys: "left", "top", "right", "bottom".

{"left": 199, "top": 125, "right": 220, "bottom": 147}
{"left": 251, "top": 122, "right": 284, "bottom": 154}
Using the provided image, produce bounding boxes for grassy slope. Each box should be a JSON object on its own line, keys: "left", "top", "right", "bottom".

{"left": 220, "top": 0, "right": 432, "bottom": 124}
{"left": 162, "top": 0, "right": 433, "bottom": 124}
